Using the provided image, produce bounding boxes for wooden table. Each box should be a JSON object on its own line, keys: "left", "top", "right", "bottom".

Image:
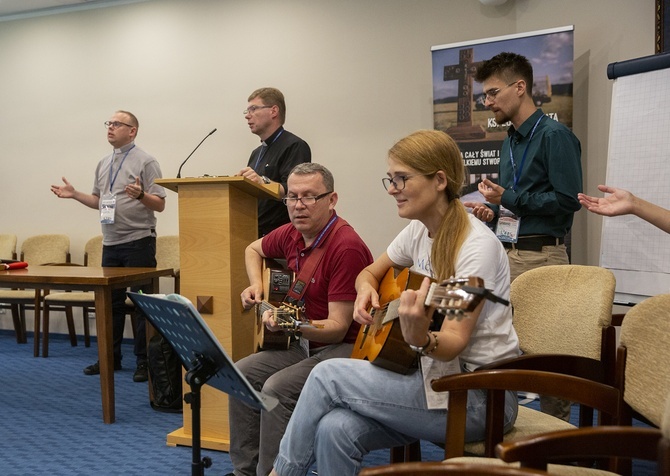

{"left": 0, "top": 265, "right": 173, "bottom": 423}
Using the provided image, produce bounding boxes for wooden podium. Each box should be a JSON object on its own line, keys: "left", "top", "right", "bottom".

{"left": 156, "top": 176, "right": 280, "bottom": 451}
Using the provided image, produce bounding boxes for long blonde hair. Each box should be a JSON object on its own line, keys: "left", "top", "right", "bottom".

{"left": 388, "top": 130, "right": 470, "bottom": 280}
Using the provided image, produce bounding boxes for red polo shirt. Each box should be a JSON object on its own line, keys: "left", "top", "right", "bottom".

{"left": 261, "top": 215, "right": 372, "bottom": 346}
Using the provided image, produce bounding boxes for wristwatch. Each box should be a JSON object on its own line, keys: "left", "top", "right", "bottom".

{"left": 261, "top": 176, "right": 271, "bottom": 184}
{"left": 136, "top": 190, "right": 145, "bottom": 200}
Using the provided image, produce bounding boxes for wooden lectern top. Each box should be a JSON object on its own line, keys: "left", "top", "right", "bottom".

{"left": 156, "top": 176, "right": 280, "bottom": 200}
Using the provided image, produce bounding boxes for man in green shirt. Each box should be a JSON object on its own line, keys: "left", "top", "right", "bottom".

{"left": 465, "top": 51, "right": 582, "bottom": 282}
{"left": 464, "top": 52, "right": 582, "bottom": 422}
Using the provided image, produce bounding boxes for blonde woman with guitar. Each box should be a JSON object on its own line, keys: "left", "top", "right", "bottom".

{"left": 270, "top": 130, "right": 520, "bottom": 476}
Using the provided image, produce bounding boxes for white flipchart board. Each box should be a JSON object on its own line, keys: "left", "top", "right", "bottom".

{"left": 602, "top": 53, "right": 670, "bottom": 303}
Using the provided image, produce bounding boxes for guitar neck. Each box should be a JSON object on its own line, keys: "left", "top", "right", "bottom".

{"left": 258, "top": 300, "right": 324, "bottom": 330}
{"left": 258, "top": 300, "right": 299, "bottom": 326}
{"left": 258, "top": 301, "right": 276, "bottom": 315}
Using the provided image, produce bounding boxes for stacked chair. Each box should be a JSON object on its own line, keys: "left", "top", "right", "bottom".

{"left": 360, "top": 461, "right": 551, "bottom": 475}
{"left": 0, "top": 234, "right": 70, "bottom": 347}
{"left": 494, "top": 293, "right": 670, "bottom": 475}
{"left": 369, "top": 270, "right": 670, "bottom": 475}
{"left": 0, "top": 233, "right": 20, "bottom": 340}
{"left": 40, "top": 235, "right": 103, "bottom": 357}
{"left": 0, "top": 233, "right": 17, "bottom": 260}
{"left": 40, "top": 235, "right": 180, "bottom": 357}
{"left": 393, "top": 265, "right": 617, "bottom": 462}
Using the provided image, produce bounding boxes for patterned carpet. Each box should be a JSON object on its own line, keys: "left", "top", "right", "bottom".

{"left": 0, "top": 331, "right": 444, "bottom": 475}
{"left": 0, "top": 331, "right": 656, "bottom": 475}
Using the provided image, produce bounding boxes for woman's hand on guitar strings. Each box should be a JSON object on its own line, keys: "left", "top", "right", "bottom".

{"left": 398, "top": 277, "right": 434, "bottom": 347}
{"left": 353, "top": 282, "right": 380, "bottom": 326}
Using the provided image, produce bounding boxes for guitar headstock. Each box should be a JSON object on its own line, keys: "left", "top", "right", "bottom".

{"left": 425, "top": 276, "right": 505, "bottom": 321}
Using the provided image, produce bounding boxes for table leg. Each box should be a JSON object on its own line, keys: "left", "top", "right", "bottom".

{"left": 94, "top": 287, "right": 115, "bottom": 424}
{"left": 33, "top": 289, "right": 41, "bottom": 357}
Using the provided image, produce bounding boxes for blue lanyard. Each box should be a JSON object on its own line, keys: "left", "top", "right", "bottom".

{"left": 108, "top": 145, "right": 135, "bottom": 193}
{"left": 509, "top": 115, "right": 544, "bottom": 192}
{"left": 295, "top": 212, "right": 338, "bottom": 271}
{"left": 254, "top": 129, "right": 284, "bottom": 171}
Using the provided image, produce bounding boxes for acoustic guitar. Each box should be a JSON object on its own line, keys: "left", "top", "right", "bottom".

{"left": 351, "top": 267, "right": 507, "bottom": 374}
{"left": 254, "top": 259, "right": 324, "bottom": 351}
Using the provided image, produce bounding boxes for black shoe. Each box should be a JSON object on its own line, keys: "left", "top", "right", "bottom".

{"left": 83, "top": 360, "right": 122, "bottom": 375}
{"left": 133, "top": 361, "right": 149, "bottom": 382}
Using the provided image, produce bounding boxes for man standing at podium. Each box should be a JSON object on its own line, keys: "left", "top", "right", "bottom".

{"left": 50, "top": 110, "right": 166, "bottom": 383}
{"left": 229, "top": 163, "right": 372, "bottom": 476}
{"left": 236, "top": 87, "right": 311, "bottom": 237}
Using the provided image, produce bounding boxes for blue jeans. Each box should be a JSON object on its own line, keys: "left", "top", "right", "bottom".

{"left": 102, "top": 235, "right": 156, "bottom": 365}
{"left": 229, "top": 342, "right": 354, "bottom": 476}
{"left": 273, "top": 358, "right": 518, "bottom": 476}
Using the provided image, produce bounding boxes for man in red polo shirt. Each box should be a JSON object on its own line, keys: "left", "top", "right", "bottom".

{"left": 228, "top": 162, "right": 373, "bottom": 476}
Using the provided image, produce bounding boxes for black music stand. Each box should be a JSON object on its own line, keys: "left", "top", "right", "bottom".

{"left": 128, "top": 292, "right": 278, "bottom": 476}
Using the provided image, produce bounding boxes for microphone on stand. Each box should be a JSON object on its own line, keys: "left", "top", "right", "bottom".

{"left": 176, "top": 128, "right": 217, "bottom": 178}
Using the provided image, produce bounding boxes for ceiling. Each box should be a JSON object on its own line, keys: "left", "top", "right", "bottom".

{"left": 0, "top": 0, "right": 144, "bottom": 20}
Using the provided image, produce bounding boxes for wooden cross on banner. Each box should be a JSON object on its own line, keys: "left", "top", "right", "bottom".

{"left": 443, "top": 48, "right": 486, "bottom": 140}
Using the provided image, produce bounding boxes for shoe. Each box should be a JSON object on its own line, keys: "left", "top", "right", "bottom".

{"left": 133, "top": 361, "right": 149, "bottom": 382}
{"left": 83, "top": 360, "right": 122, "bottom": 375}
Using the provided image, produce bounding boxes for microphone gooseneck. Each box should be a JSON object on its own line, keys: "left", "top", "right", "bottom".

{"left": 176, "top": 128, "right": 217, "bottom": 178}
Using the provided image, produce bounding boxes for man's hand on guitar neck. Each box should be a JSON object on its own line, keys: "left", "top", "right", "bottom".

{"left": 398, "top": 277, "right": 434, "bottom": 347}
{"left": 261, "top": 309, "right": 283, "bottom": 333}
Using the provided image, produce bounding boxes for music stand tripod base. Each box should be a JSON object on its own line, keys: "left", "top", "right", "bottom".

{"left": 128, "top": 292, "right": 278, "bottom": 476}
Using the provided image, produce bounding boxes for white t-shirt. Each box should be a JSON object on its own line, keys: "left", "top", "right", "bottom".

{"left": 386, "top": 213, "right": 520, "bottom": 408}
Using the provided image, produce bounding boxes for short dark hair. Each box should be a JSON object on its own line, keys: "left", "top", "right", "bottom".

{"left": 116, "top": 110, "right": 139, "bottom": 129}
{"left": 248, "top": 87, "right": 286, "bottom": 124}
{"left": 289, "top": 163, "right": 334, "bottom": 192}
{"left": 474, "top": 52, "right": 534, "bottom": 97}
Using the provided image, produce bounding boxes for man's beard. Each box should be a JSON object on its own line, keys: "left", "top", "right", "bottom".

{"left": 494, "top": 110, "right": 511, "bottom": 125}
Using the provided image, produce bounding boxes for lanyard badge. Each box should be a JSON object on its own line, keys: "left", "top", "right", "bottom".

{"left": 101, "top": 145, "right": 135, "bottom": 225}
{"left": 495, "top": 115, "right": 544, "bottom": 244}
{"left": 100, "top": 193, "right": 117, "bottom": 224}
{"left": 495, "top": 206, "right": 520, "bottom": 243}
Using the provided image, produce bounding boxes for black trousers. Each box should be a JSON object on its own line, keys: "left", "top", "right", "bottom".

{"left": 102, "top": 235, "right": 156, "bottom": 364}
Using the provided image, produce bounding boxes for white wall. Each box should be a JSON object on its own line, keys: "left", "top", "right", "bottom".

{"left": 0, "top": 0, "right": 656, "bottom": 333}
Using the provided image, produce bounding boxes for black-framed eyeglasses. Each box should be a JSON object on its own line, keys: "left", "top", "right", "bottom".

{"left": 104, "top": 121, "right": 133, "bottom": 129}
{"left": 381, "top": 174, "right": 432, "bottom": 191}
{"left": 482, "top": 80, "right": 520, "bottom": 101}
{"left": 282, "top": 192, "right": 332, "bottom": 207}
{"left": 243, "top": 105, "right": 273, "bottom": 115}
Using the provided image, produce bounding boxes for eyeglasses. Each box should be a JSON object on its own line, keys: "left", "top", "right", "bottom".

{"left": 282, "top": 192, "right": 332, "bottom": 207}
{"left": 381, "top": 174, "right": 432, "bottom": 191}
{"left": 482, "top": 80, "right": 520, "bottom": 101}
{"left": 104, "top": 121, "right": 133, "bottom": 129}
{"left": 243, "top": 105, "right": 273, "bottom": 115}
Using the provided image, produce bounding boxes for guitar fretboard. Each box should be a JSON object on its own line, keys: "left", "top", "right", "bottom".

{"left": 372, "top": 300, "right": 401, "bottom": 326}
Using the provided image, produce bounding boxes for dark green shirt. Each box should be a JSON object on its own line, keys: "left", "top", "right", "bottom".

{"left": 494, "top": 109, "right": 582, "bottom": 238}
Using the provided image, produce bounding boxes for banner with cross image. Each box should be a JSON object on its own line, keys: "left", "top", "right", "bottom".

{"left": 431, "top": 26, "right": 574, "bottom": 202}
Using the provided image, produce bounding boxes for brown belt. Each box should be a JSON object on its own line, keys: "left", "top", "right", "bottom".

{"left": 502, "top": 236, "right": 564, "bottom": 252}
